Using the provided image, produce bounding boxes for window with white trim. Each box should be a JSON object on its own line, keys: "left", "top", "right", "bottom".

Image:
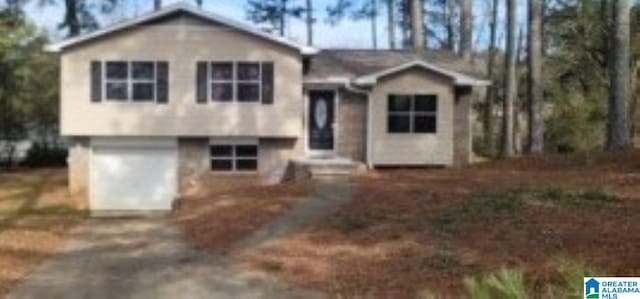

{"left": 387, "top": 94, "right": 438, "bottom": 133}
{"left": 210, "top": 144, "right": 258, "bottom": 172}
{"left": 209, "top": 61, "right": 262, "bottom": 102}
{"left": 105, "top": 61, "right": 158, "bottom": 102}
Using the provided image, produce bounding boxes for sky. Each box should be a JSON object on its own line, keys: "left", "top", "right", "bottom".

{"left": 16, "top": 0, "right": 528, "bottom": 50}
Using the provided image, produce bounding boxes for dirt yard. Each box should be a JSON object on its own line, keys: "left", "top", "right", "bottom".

{"left": 239, "top": 151, "right": 640, "bottom": 298}
{"left": 0, "top": 169, "right": 85, "bottom": 298}
{"left": 173, "top": 178, "right": 313, "bottom": 253}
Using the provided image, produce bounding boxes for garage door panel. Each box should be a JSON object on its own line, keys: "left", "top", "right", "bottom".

{"left": 91, "top": 145, "right": 177, "bottom": 211}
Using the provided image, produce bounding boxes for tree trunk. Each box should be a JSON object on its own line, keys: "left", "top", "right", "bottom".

{"left": 306, "top": 0, "right": 313, "bottom": 46}
{"left": 514, "top": 26, "right": 525, "bottom": 155}
{"left": 607, "top": 0, "right": 631, "bottom": 150}
{"left": 154, "top": 0, "right": 162, "bottom": 10}
{"left": 527, "top": 0, "right": 544, "bottom": 153}
{"left": 410, "top": 0, "right": 423, "bottom": 52}
{"left": 64, "top": 0, "right": 80, "bottom": 37}
{"left": 501, "top": 0, "right": 517, "bottom": 158}
{"left": 444, "top": 0, "right": 455, "bottom": 50}
{"left": 459, "top": 0, "right": 472, "bottom": 60}
{"left": 279, "top": 0, "right": 287, "bottom": 36}
{"left": 483, "top": 0, "right": 499, "bottom": 156}
{"left": 387, "top": 0, "right": 396, "bottom": 49}
{"left": 372, "top": 0, "right": 378, "bottom": 49}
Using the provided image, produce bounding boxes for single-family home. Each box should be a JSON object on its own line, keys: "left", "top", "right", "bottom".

{"left": 46, "top": 3, "right": 489, "bottom": 213}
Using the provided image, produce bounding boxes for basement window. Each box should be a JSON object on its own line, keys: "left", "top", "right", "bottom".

{"left": 210, "top": 144, "right": 258, "bottom": 172}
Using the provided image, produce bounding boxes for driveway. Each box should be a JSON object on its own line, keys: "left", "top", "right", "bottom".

{"left": 7, "top": 218, "right": 325, "bottom": 299}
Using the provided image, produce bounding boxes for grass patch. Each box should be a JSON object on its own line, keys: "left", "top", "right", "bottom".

{"left": 461, "top": 259, "right": 599, "bottom": 299}
{"left": 1, "top": 205, "right": 88, "bottom": 217}
{"left": 433, "top": 186, "right": 615, "bottom": 233}
{"left": 464, "top": 268, "right": 528, "bottom": 299}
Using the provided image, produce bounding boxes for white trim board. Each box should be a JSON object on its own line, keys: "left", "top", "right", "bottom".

{"left": 354, "top": 60, "right": 491, "bottom": 87}
{"left": 45, "top": 3, "right": 318, "bottom": 55}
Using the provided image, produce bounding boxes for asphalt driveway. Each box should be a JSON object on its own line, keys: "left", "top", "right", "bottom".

{"left": 7, "top": 218, "right": 324, "bottom": 299}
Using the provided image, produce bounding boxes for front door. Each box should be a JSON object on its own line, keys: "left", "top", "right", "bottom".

{"left": 308, "top": 90, "right": 335, "bottom": 153}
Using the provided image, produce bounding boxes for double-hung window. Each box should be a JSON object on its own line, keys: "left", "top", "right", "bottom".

{"left": 210, "top": 62, "right": 234, "bottom": 102}
{"left": 236, "top": 62, "right": 261, "bottom": 102}
{"left": 387, "top": 94, "right": 438, "bottom": 134}
{"left": 210, "top": 144, "right": 259, "bottom": 172}
{"left": 104, "top": 61, "right": 162, "bottom": 102}
{"left": 205, "top": 61, "right": 266, "bottom": 103}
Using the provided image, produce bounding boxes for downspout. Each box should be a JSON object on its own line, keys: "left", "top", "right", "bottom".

{"left": 342, "top": 81, "right": 374, "bottom": 169}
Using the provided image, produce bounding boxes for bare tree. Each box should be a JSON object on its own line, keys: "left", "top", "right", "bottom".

{"left": 606, "top": 0, "right": 632, "bottom": 150}
{"left": 154, "top": 0, "right": 161, "bottom": 10}
{"left": 483, "top": 0, "right": 499, "bottom": 155}
{"left": 501, "top": 0, "right": 517, "bottom": 158}
{"left": 410, "top": 0, "right": 423, "bottom": 51}
{"left": 459, "top": 0, "right": 472, "bottom": 60}
{"left": 371, "top": 0, "right": 378, "bottom": 49}
{"left": 306, "top": 0, "right": 313, "bottom": 45}
{"left": 527, "top": 0, "right": 544, "bottom": 153}
{"left": 514, "top": 25, "right": 524, "bottom": 154}
{"left": 386, "top": 0, "right": 396, "bottom": 49}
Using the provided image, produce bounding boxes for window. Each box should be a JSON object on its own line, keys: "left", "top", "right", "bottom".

{"left": 237, "top": 63, "right": 261, "bottom": 102}
{"left": 210, "top": 144, "right": 258, "bottom": 172}
{"left": 211, "top": 62, "right": 234, "bottom": 102}
{"left": 131, "top": 62, "right": 155, "bottom": 101}
{"left": 387, "top": 94, "right": 438, "bottom": 133}
{"left": 105, "top": 61, "right": 128, "bottom": 101}
{"left": 104, "top": 61, "right": 163, "bottom": 102}
{"left": 208, "top": 61, "right": 264, "bottom": 102}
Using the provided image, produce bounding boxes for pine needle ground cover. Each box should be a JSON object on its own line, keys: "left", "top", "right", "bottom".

{"left": 242, "top": 151, "right": 640, "bottom": 298}
{"left": 0, "top": 169, "right": 85, "bottom": 298}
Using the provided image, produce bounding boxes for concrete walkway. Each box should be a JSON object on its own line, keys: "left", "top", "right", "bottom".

{"left": 231, "top": 176, "right": 352, "bottom": 253}
{"left": 8, "top": 177, "right": 353, "bottom": 299}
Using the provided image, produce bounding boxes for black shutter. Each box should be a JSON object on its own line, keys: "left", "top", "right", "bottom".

{"left": 156, "top": 61, "right": 169, "bottom": 104}
{"left": 261, "top": 62, "right": 274, "bottom": 105}
{"left": 90, "top": 61, "right": 102, "bottom": 102}
{"left": 196, "top": 62, "right": 208, "bottom": 103}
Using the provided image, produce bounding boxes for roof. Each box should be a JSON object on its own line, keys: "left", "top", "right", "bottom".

{"left": 45, "top": 3, "right": 318, "bottom": 55}
{"left": 305, "top": 49, "right": 490, "bottom": 86}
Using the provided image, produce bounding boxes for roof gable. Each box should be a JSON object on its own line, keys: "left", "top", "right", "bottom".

{"left": 45, "top": 3, "right": 317, "bottom": 55}
{"left": 354, "top": 60, "right": 490, "bottom": 86}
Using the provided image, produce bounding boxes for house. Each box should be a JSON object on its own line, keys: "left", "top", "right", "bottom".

{"left": 45, "top": 3, "right": 489, "bottom": 213}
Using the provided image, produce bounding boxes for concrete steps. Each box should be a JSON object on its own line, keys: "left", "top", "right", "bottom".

{"left": 289, "top": 156, "right": 363, "bottom": 180}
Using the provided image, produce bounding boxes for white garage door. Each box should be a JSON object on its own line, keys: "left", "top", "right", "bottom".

{"left": 90, "top": 139, "right": 177, "bottom": 211}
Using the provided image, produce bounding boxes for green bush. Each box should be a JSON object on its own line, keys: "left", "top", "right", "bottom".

{"left": 22, "top": 143, "right": 67, "bottom": 168}
{"left": 464, "top": 268, "right": 528, "bottom": 299}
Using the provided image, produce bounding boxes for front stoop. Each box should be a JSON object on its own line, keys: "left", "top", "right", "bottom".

{"left": 289, "top": 156, "right": 363, "bottom": 179}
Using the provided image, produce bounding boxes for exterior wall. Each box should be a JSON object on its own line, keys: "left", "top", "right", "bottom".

{"left": 370, "top": 67, "right": 455, "bottom": 166}
{"left": 60, "top": 13, "right": 303, "bottom": 138}
{"left": 336, "top": 89, "right": 367, "bottom": 162}
{"left": 453, "top": 87, "right": 473, "bottom": 166}
{"left": 177, "top": 137, "right": 299, "bottom": 195}
{"left": 67, "top": 137, "right": 90, "bottom": 208}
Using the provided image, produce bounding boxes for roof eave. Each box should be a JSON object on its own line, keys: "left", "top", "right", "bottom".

{"left": 45, "top": 3, "right": 317, "bottom": 55}
{"left": 353, "top": 60, "right": 491, "bottom": 87}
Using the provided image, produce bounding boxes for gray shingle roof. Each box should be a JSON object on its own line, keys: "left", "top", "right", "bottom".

{"left": 305, "top": 49, "right": 487, "bottom": 81}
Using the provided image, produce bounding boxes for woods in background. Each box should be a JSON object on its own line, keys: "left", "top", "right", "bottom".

{"left": 0, "top": 0, "right": 638, "bottom": 166}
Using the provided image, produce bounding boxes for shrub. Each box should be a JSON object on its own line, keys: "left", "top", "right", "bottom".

{"left": 464, "top": 268, "right": 528, "bottom": 299}
{"left": 22, "top": 142, "right": 67, "bottom": 168}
